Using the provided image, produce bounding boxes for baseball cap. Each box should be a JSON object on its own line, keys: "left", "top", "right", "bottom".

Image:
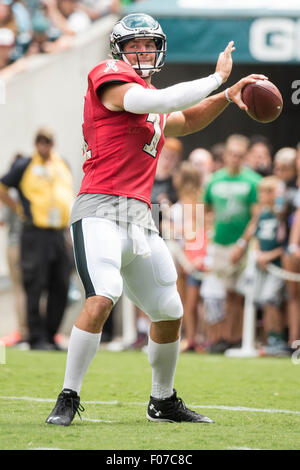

{"left": 0, "top": 28, "right": 15, "bottom": 47}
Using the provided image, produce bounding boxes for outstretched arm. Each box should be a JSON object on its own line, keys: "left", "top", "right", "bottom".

{"left": 165, "top": 74, "right": 268, "bottom": 137}
{"left": 101, "top": 41, "right": 235, "bottom": 113}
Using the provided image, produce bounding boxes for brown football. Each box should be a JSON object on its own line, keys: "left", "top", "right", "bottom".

{"left": 241, "top": 80, "right": 283, "bottom": 123}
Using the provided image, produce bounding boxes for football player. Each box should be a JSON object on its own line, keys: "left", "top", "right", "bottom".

{"left": 46, "top": 13, "right": 267, "bottom": 426}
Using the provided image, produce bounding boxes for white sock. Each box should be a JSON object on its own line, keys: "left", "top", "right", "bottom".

{"left": 63, "top": 325, "right": 101, "bottom": 395}
{"left": 148, "top": 337, "right": 180, "bottom": 399}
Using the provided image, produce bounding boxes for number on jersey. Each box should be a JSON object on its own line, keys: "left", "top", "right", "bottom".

{"left": 143, "top": 113, "right": 162, "bottom": 158}
{"left": 83, "top": 140, "right": 92, "bottom": 159}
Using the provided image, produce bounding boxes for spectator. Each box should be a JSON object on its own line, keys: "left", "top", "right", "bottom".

{"left": 286, "top": 204, "right": 300, "bottom": 350}
{"left": 42, "top": 0, "right": 91, "bottom": 39}
{"left": 11, "top": 0, "right": 32, "bottom": 57}
{"left": 252, "top": 176, "right": 288, "bottom": 356}
{"left": 0, "top": 1, "right": 17, "bottom": 34}
{"left": 245, "top": 135, "right": 273, "bottom": 177}
{"left": 281, "top": 145, "right": 300, "bottom": 350}
{"left": 151, "top": 136, "right": 183, "bottom": 232}
{"left": 0, "top": 165, "right": 28, "bottom": 348}
{"left": 0, "top": 1, "right": 32, "bottom": 59}
{"left": 0, "top": 27, "right": 16, "bottom": 69}
{"left": 79, "top": 0, "right": 121, "bottom": 22}
{"left": 26, "top": 5, "right": 73, "bottom": 55}
{"left": 170, "top": 161, "right": 207, "bottom": 352}
{"left": 151, "top": 137, "right": 183, "bottom": 206}
{"left": 210, "top": 142, "right": 225, "bottom": 172}
{"left": 187, "top": 147, "right": 214, "bottom": 184}
{"left": 0, "top": 127, "right": 75, "bottom": 350}
{"left": 26, "top": 7, "right": 53, "bottom": 54}
{"left": 203, "top": 134, "right": 261, "bottom": 353}
{"left": 274, "top": 147, "right": 298, "bottom": 261}
{"left": 273, "top": 147, "right": 297, "bottom": 217}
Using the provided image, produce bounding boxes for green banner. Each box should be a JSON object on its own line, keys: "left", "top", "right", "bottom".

{"left": 124, "top": 1, "right": 300, "bottom": 63}
{"left": 159, "top": 17, "right": 300, "bottom": 63}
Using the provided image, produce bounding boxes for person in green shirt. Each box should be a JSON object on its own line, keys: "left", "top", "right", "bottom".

{"left": 204, "top": 134, "right": 261, "bottom": 352}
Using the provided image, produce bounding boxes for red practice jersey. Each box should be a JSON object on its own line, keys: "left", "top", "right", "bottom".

{"left": 79, "top": 59, "right": 167, "bottom": 207}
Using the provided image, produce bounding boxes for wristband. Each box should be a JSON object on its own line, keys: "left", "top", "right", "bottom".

{"left": 225, "top": 88, "right": 232, "bottom": 103}
{"left": 213, "top": 72, "right": 223, "bottom": 87}
{"left": 236, "top": 238, "right": 247, "bottom": 249}
{"left": 288, "top": 244, "right": 298, "bottom": 254}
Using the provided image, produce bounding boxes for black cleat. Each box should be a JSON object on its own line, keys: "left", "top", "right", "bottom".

{"left": 46, "top": 389, "right": 84, "bottom": 426}
{"left": 146, "top": 389, "right": 214, "bottom": 423}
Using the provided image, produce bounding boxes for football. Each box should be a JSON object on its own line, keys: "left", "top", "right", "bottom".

{"left": 241, "top": 80, "right": 283, "bottom": 123}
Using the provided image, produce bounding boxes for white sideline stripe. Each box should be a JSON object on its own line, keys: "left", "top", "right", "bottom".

{"left": 33, "top": 448, "right": 62, "bottom": 450}
{"left": 192, "top": 404, "right": 300, "bottom": 415}
{"left": 1, "top": 396, "right": 300, "bottom": 416}
{"left": 227, "top": 447, "right": 262, "bottom": 450}
{"left": 82, "top": 417, "right": 115, "bottom": 423}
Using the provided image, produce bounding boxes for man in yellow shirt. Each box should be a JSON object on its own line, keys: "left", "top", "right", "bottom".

{"left": 0, "top": 128, "right": 75, "bottom": 350}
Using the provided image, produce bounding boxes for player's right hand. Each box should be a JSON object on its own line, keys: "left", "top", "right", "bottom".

{"left": 227, "top": 74, "right": 268, "bottom": 110}
{"left": 215, "top": 41, "right": 235, "bottom": 84}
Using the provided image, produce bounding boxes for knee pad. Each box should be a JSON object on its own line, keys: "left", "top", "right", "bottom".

{"left": 147, "top": 287, "right": 183, "bottom": 322}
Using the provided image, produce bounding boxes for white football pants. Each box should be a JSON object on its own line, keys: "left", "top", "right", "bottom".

{"left": 70, "top": 217, "right": 183, "bottom": 322}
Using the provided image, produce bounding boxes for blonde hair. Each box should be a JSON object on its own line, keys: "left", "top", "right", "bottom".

{"left": 225, "top": 134, "right": 250, "bottom": 151}
{"left": 274, "top": 147, "right": 297, "bottom": 166}
{"left": 164, "top": 137, "right": 184, "bottom": 157}
{"left": 174, "top": 161, "right": 201, "bottom": 198}
{"left": 258, "top": 175, "right": 280, "bottom": 191}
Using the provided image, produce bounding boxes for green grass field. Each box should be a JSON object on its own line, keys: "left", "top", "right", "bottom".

{"left": 0, "top": 348, "right": 300, "bottom": 450}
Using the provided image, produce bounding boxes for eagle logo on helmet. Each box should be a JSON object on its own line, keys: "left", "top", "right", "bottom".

{"left": 110, "top": 13, "right": 167, "bottom": 77}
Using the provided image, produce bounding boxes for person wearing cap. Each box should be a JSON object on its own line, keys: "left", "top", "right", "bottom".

{"left": 0, "top": 128, "right": 75, "bottom": 350}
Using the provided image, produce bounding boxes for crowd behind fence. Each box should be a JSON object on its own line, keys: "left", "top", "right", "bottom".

{"left": 1, "top": 130, "right": 300, "bottom": 357}
{"left": 147, "top": 134, "right": 300, "bottom": 358}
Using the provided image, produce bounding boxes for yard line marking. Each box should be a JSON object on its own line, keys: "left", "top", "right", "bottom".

{"left": 33, "top": 448, "right": 62, "bottom": 450}
{"left": 0, "top": 396, "right": 55, "bottom": 402}
{"left": 82, "top": 417, "right": 115, "bottom": 424}
{"left": 191, "top": 404, "right": 300, "bottom": 415}
{"left": 227, "top": 447, "right": 262, "bottom": 450}
{"left": 1, "top": 396, "right": 300, "bottom": 416}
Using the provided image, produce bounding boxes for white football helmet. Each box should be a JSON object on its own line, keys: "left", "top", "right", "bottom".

{"left": 110, "top": 13, "right": 167, "bottom": 77}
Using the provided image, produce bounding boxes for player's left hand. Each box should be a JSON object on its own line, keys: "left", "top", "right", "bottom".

{"left": 215, "top": 41, "right": 235, "bottom": 83}
{"left": 227, "top": 74, "right": 268, "bottom": 110}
